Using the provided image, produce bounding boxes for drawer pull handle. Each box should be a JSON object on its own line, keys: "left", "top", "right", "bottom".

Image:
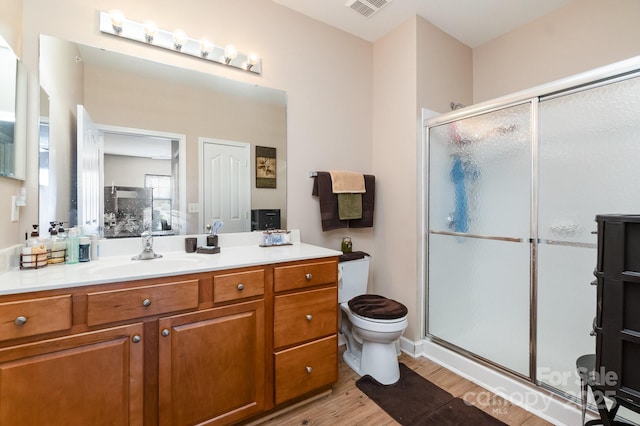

{"left": 14, "top": 316, "right": 27, "bottom": 326}
{"left": 306, "top": 314, "right": 313, "bottom": 321}
{"left": 132, "top": 335, "right": 142, "bottom": 343}
{"left": 161, "top": 329, "right": 170, "bottom": 337}
{"left": 306, "top": 366, "right": 312, "bottom": 374}
{"left": 305, "top": 273, "right": 312, "bottom": 280}
{"left": 237, "top": 283, "right": 244, "bottom": 291}
{"left": 142, "top": 298, "right": 152, "bottom": 307}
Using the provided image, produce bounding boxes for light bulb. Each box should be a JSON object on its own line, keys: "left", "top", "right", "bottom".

{"left": 109, "top": 9, "right": 125, "bottom": 34}
{"left": 173, "top": 30, "right": 187, "bottom": 50}
{"left": 143, "top": 20, "right": 157, "bottom": 43}
{"left": 199, "top": 38, "right": 213, "bottom": 57}
{"left": 246, "top": 53, "right": 259, "bottom": 70}
{"left": 224, "top": 44, "right": 238, "bottom": 64}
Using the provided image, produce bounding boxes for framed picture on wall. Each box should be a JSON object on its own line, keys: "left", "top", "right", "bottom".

{"left": 256, "top": 146, "right": 276, "bottom": 188}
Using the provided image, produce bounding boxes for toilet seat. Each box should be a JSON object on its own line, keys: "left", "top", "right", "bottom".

{"left": 348, "top": 294, "right": 408, "bottom": 320}
{"left": 340, "top": 303, "right": 408, "bottom": 332}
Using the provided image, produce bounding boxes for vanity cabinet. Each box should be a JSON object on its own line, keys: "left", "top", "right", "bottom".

{"left": 0, "top": 254, "right": 339, "bottom": 425}
{"left": 0, "top": 322, "right": 144, "bottom": 426}
{"left": 273, "top": 259, "right": 339, "bottom": 404}
{"left": 158, "top": 292, "right": 266, "bottom": 425}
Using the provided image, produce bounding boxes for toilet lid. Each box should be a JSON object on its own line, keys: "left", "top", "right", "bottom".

{"left": 348, "top": 294, "right": 408, "bottom": 320}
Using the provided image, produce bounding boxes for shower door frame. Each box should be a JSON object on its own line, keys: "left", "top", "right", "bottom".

{"left": 421, "top": 55, "right": 640, "bottom": 393}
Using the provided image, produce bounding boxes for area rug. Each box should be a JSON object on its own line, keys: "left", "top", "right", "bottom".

{"left": 355, "top": 363, "right": 507, "bottom": 426}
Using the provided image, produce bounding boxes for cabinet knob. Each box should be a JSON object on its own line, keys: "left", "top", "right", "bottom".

{"left": 142, "top": 298, "right": 152, "bottom": 307}
{"left": 14, "top": 316, "right": 27, "bottom": 326}
{"left": 590, "top": 280, "right": 597, "bottom": 286}
{"left": 132, "top": 335, "right": 142, "bottom": 343}
{"left": 306, "top": 366, "right": 312, "bottom": 374}
{"left": 161, "top": 329, "right": 170, "bottom": 337}
{"left": 305, "top": 273, "right": 312, "bottom": 280}
{"left": 306, "top": 314, "right": 313, "bottom": 321}
{"left": 237, "top": 283, "right": 244, "bottom": 291}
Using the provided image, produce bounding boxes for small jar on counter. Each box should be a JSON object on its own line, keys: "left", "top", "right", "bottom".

{"left": 341, "top": 237, "right": 352, "bottom": 253}
{"left": 79, "top": 237, "right": 91, "bottom": 262}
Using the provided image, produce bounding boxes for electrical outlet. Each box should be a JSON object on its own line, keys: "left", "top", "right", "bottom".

{"left": 188, "top": 203, "right": 199, "bottom": 213}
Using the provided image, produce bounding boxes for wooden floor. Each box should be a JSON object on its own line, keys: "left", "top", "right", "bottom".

{"left": 260, "top": 351, "right": 554, "bottom": 426}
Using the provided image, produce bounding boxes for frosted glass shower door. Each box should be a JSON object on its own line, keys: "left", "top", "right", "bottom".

{"left": 427, "top": 103, "right": 532, "bottom": 376}
{"left": 537, "top": 73, "right": 640, "bottom": 398}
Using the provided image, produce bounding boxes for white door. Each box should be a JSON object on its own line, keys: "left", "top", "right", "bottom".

{"left": 77, "top": 105, "right": 103, "bottom": 235}
{"left": 201, "top": 139, "right": 250, "bottom": 233}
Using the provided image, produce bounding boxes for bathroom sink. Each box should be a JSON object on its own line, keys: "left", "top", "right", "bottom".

{"left": 83, "top": 255, "right": 207, "bottom": 276}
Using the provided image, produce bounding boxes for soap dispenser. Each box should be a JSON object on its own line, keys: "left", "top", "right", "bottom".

{"left": 22, "top": 225, "right": 48, "bottom": 269}
{"left": 47, "top": 222, "right": 66, "bottom": 264}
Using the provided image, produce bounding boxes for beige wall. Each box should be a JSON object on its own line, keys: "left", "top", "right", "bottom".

{"left": 371, "top": 16, "right": 472, "bottom": 341}
{"left": 0, "top": 0, "right": 23, "bottom": 55}
{"left": 474, "top": 0, "right": 640, "bottom": 102}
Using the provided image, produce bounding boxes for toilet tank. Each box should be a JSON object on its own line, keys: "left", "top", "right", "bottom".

{"left": 338, "top": 256, "right": 370, "bottom": 303}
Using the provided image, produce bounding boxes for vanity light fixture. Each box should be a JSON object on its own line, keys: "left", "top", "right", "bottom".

{"left": 99, "top": 10, "right": 262, "bottom": 74}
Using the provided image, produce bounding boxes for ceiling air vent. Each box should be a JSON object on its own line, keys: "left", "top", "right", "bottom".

{"left": 345, "top": 0, "right": 392, "bottom": 18}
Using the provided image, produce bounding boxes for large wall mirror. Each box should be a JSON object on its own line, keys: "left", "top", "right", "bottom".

{"left": 0, "top": 35, "right": 27, "bottom": 180}
{"left": 39, "top": 34, "right": 287, "bottom": 237}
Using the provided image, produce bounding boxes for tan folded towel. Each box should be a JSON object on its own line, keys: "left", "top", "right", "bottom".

{"left": 329, "top": 170, "right": 366, "bottom": 193}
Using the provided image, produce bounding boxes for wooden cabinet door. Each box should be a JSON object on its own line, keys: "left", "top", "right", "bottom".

{"left": 0, "top": 323, "right": 144, "bottom": 426}
{"left": 158, "top": 300, "right": 266, "bottom": 426}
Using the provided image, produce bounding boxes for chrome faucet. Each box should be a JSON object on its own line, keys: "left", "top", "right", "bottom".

{"left": 132, "top": 230, "right": 163, "bottom": 260}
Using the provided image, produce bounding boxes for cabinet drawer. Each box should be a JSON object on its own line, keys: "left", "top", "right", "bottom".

{"left": 0, "top": 295, "right": 72, "bottom": 341}
{"left": 274, "top": 260, "right": 337, "bottom": 292}
{"left": 87, "top": 280, "right": 199, "bottom": 326}
{"left": 274, "top": 287, "right": 337, "bottom": 349}
{"left": 213, "top": 269, "right": 264, "bottom": 303}
{"left": 274, "top": 335, "right": 337, "bottom": 404}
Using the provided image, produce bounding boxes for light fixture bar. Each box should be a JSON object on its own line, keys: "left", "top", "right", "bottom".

{"left": 99, "top": 11, "right": 262, "bottom": 74}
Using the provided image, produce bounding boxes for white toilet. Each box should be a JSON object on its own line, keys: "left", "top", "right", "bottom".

{"left": 338, "top": 254, "right": 408, "bottom": 385}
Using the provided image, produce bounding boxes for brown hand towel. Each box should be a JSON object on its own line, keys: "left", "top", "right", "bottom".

{"left": 312, "top": 172, "right": 348, "bottom": 231}
{"left": 349, "top": 174, "right": 375, "bottom": 228}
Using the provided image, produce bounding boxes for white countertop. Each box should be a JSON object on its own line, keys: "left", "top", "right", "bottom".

{"left": 0, "top": 231, "right": 341, "bottom": 296}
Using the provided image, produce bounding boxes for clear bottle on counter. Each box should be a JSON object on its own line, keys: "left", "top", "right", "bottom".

{"left": 66, "top": 227, "right": 80, "bottom": 264}
{"left": 90, "top": 234, "right": 100, "bottom": 260}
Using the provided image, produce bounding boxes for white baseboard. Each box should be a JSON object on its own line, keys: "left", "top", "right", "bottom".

{"left": 398, "top": 337, "right": 598, "bottom": 426}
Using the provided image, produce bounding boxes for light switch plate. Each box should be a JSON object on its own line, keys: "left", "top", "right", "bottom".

{"left": 188, "top": 203, "right": 199, "bottom": 213}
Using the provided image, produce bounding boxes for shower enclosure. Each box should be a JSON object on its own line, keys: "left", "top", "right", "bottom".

{"left": 425, "top": 57, "right": 640, "bottom": 406}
